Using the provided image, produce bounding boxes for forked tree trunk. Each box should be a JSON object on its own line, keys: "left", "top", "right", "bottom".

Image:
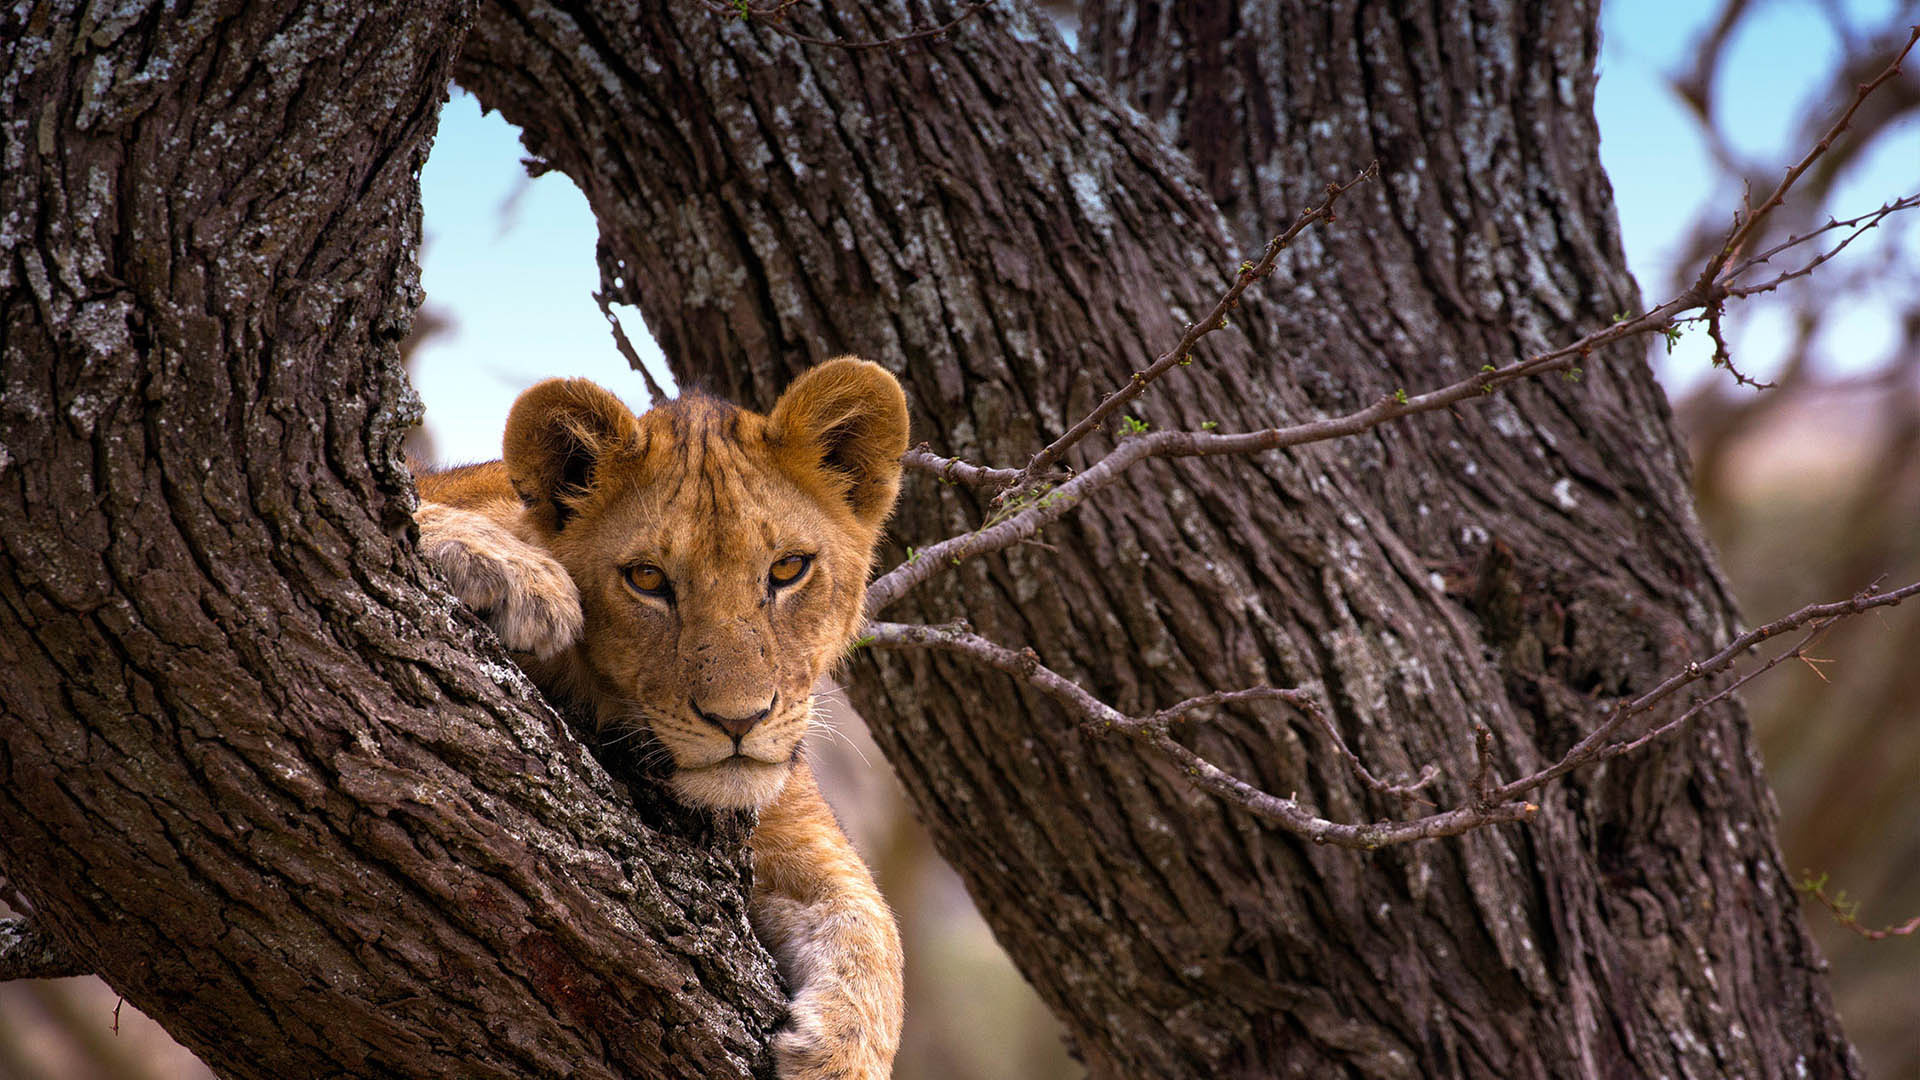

{"left": 0, "top": 3, "right": 784, "bottom": 1077}
{"left": 459, "top": 1, "right": 1857, "bottom": 1076}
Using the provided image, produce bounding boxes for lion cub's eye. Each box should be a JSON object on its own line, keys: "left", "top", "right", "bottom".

{"left": 623, "top": 563, "right": 672, "bottom": 600}
{"left": 769, "top": 553, "right": 812, "bottom": 589}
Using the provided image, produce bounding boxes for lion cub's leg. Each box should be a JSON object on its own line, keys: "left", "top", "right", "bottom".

{"left": 752, "top": 762, "right": 905, "bottom": 1080}
{"left": 415, "top": 502, "right": 583, "bottom": 659}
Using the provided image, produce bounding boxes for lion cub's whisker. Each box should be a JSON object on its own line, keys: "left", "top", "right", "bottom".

{"left": 804, "top": 701, "right": 871, "bottom": 768}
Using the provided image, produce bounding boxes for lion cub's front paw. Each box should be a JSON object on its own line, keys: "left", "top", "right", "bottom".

{"left": 415, "top": 503, "right": 583, "bottom": 659}
{"left": 770, "top": 963, "right": 902, "bottom": 1080}
{"left": 773, "top": 991, "right": 892, "bottom": 1080}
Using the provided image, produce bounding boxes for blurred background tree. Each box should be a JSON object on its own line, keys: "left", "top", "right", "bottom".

{"left": 3, "top": 1, "right": 1913, "bottom": 1076}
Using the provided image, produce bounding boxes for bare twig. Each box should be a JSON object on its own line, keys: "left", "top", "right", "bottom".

{"left": 901, "top": 446, "right": 1022, "bottom": 489}
{"left": 1694, "top": 25, "right": 1919, "bottom": 298}
{"left": 867, "top": 287, "right": 1703, "bottom": 615}
{"left": 0, "top": 917, "right": 87, "bottom": 981}
{"left": 594, "top": 288, "right": 671, "bottom": 406}
{"left": 997, "top": 163, "right": 1379, "bottom": 501}
{"left": 1288, "top": 692, "right": 1442, "bottom": 799}
{"left": 1723, "top": 192, "right": 1920, "bottom": 299}
{"left": 1490, "top": 580, "right": 1920, "bottom": 804}
{"left": 863, "top": 620, "right": 1535, "bottom": 849}
{"left": 864, "top": 578, "right": 1920, "bottom": 848}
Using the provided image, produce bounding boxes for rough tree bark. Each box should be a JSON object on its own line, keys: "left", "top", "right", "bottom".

{"left": 457, "top": 1, "right": 1859, "bottom": 1077}
{"left": 0, "top": 3, "right": 786, "bottom": 1078}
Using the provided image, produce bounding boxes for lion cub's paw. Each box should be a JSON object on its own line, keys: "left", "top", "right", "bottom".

{"left": 772, "top": 980, "right": 898, "bottom": 1080}
{"left": 415, "top": 502, "right": 583, "bottom": 659}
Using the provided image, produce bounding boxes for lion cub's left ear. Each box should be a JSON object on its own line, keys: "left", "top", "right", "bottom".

{"left": 767, "top": 357, "right": 910, "bottom": 529}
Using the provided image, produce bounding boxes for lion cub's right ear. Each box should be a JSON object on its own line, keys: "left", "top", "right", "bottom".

{"left": 502, "top": 378, "right": 640, "bottom": 532}
{"left": 767, "top": 358, "right": 911, "bottom": 530}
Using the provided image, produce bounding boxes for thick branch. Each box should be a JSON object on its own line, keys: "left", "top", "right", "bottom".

{"left": 0, "top": 917, "right": 88, "bottom": 982}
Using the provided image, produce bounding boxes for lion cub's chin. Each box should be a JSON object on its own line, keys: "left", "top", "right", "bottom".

{"left": 669, "top": 758, "right": 795, "bottom": 812}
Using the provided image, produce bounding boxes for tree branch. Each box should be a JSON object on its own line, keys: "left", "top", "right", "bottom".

{"left": 1694, "top": 25, "right": 1919, "bottom": 297}
{"left": 865, "top": 578, "right": 1920, "bottom": 848}
{"left": 862, "top": 620, "right": 1537, "bottom": 849}
{"left": 864, "top": 283, "right": 1706, "bottom": 616}
{"left": 866, "top": 31, "right": 1920, "bottom": 616}
{"left": 0, "top": 917, "right": 87, "bottom": 982}
{"left": 1799, "top": 872, "right": 1920, "bottom": 941}
{"left": 998, "top": 162, "right": 1380, "bottom": 499}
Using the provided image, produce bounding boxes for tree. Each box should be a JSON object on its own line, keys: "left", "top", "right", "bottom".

{"left": 0, "top": 3, "right": 784, "bottom": 1077}
{"left": 4, "top": 1, "right": 1912, "bottom": 1077}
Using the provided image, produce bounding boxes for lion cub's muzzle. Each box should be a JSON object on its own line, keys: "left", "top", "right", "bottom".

{"left": 664, "top": 691, "right": 805, "bottom": 811}
{"left": 691, "top": 693, "right": 775, "bottom": 742}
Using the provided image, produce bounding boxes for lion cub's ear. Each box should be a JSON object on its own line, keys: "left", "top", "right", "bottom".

{"left": 767, "top": 358, "right": 910, "bottom": 529}
{"left": 503, "top": 378, "right": 641, "bottom": 532}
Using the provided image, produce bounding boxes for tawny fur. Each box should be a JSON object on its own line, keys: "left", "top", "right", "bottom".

{"left": 416, "top": 359, "right": 907, "bottom": 1079}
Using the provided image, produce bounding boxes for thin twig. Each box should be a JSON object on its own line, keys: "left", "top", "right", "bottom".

{"left": 1289, "top": 692, "right": 1442, "bottom": 799}
{"left": 1723, "top": 192, "right": 1920, "bottom": 299}
{"left": 862, "top": 620, "right": 1534, "bottom": 849}
{"left": 998, "top": 163, "right": 1379, "bottom": 500}
{"left": 864, "top": 578, "right": 1920, "bottom": 848}
{"left": 1693, "top": 26, "right": 1919, "bottom": 300}
{"left": 866, "top": 286, "right": 1703, "bottom": 616}
{"left": 901, "top": 447, "right": 1023, "bottom": 489}
{"left": 594, "top": 289, "right": 671, "bottom": 405}
{"left": 1490, "top": 580, "right": 1920, "bottom": 803}
{"left": 1799, "top": 872, "right": 1920, "bottom": 940}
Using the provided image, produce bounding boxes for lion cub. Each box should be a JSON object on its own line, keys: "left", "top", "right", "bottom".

{"left": 415, "top": 359, "right": 908, "bottom": 1080}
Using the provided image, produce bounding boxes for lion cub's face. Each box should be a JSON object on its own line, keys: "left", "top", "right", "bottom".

{"left": 504, "top": 360, "right": 908, "bottom": 811}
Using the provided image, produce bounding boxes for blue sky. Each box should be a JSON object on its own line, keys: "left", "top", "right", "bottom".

{"left": 412, "top": 1, "right": 1919, "bottom": 464}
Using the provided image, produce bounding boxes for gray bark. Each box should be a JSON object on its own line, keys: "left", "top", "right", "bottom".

{"left": 457, "top": 1, "right": 1857, "bottom": 1077}
{"left": 0, "top": 2, "right": 783, "bottom": 1077}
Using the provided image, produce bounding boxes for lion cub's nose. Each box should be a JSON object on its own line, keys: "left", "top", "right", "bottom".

{"left": 692, "top": 695, "right": 774, "bottom": 740}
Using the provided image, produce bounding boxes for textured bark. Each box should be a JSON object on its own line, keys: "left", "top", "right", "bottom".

{"left": 457, "top": 1, "right": 1857, "bottom": 1077}
{"left": 0, "top": 3, "right": 783, "bottom": 1078}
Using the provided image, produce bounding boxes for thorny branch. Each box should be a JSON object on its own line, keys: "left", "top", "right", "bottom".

{"left": 988, "top": 162, "right": 1382, "bottom": 501}
{"left": 862, "top": 33, "right": 1920, "bottom": 852}
{"left": 867, "top": 581, "right": 1920, "bottom": 850}
{"left": 1687, "top": 27, "right": 1920, "bottom": 385}
{"left": 863, "top": 621, "right": 1535, "bottom": 848}
{"left": 1695, "top": 26, "right": 1919, "bottom": 292}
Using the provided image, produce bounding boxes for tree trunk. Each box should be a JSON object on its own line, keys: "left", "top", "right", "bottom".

{"left": 458, "top": 1, "right": 1858, "bottom": 1077}
{"left": 0, "top": 3, "right": 783, "bottom": 1077}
